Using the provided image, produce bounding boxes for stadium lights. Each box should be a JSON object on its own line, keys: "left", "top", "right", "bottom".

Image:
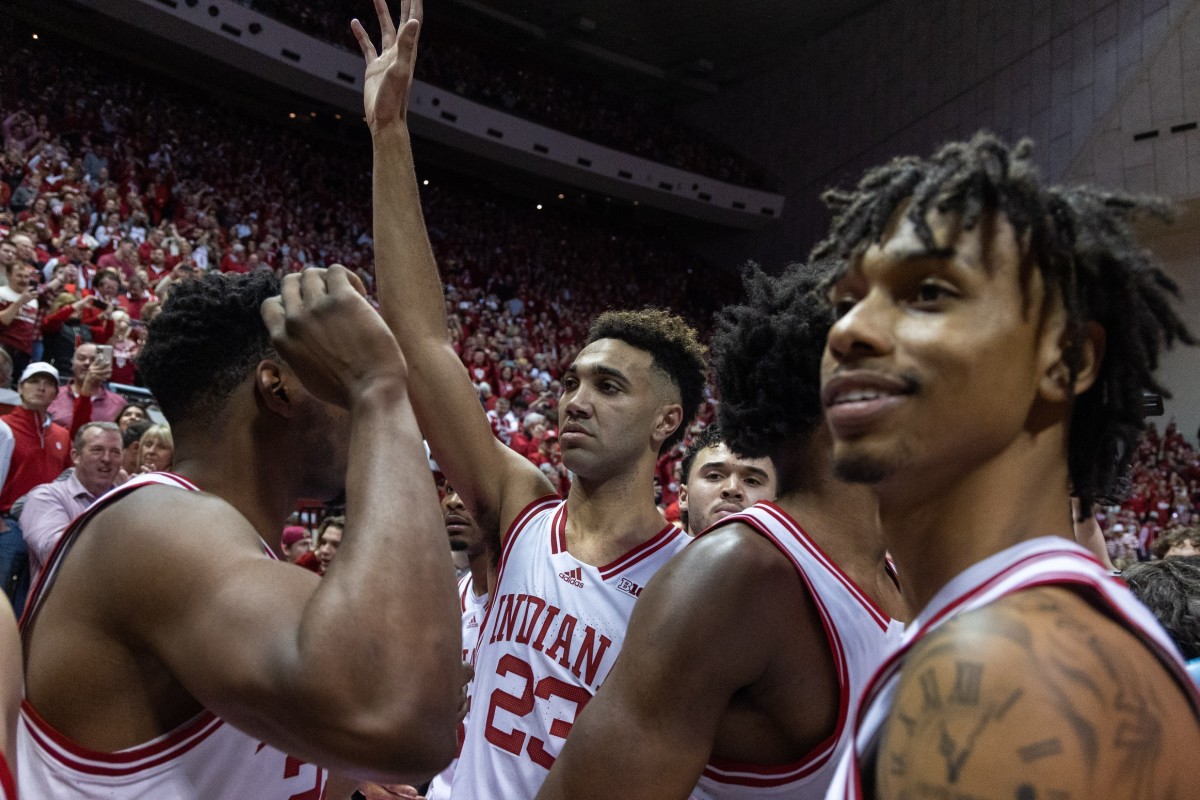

{"left": 288, "top": 112, "right": 296, "bottom": 119}
{"left": 32, "top": 33, "right": 39, "bottom": 40}
{"left": 536, "top": 204, "right": 543, "bottom": 210}
{"left": 310, "top": 112, "right": 317, "bottom": 118}
{"left": 557, "top": 193, "right": 564, "bottom": 200}
{"left": 422, "top": 179, "right": 429, "bottom": 186}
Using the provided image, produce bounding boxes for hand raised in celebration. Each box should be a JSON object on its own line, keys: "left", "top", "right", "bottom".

{"left": 352, "top": 0, "right": 422, "bottom": 133}
{"left": 260, "top": 266, "right": 407, "bottom": 409}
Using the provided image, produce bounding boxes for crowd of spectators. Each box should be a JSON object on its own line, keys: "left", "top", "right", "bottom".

{"left": 0, "top": 17, "right": 730, "bottom": 606}
{"left": 234, "top": 0, "right": 772, "bottom": 188}
{"left": 1, "top": 16, "right": 1192, "bottom": 619}
{"left": 1098, "top": 420, "right": 1200, "bottom": 568}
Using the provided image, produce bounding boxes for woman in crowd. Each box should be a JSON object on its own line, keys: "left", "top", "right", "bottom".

{"left": 137, "top": 423, "right": 173, "bottom": 473}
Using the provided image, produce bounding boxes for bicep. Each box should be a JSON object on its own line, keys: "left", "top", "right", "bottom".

{"left": 408, "top": 344, "right": 553, "bottom": 528}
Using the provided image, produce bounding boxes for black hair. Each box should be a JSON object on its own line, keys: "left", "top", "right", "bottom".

{"left": 123, "top": 419, "right": 153, "bottom": 448}
{"left": 811, "top": 132, "right": 1194, "bottom": 513}
{"left": 711, "top": 261, "right": 834, "bottom": 460}
{"left": 680, "top": 424, "right": 726, "bottom": 487}
{"left": 586, "top": 309, "right": 707, "bottom": 452}
{"left": 137, "top": 271, "right": 280, "bottom": 431}
{"left": 1122, "top": 555, "right": 1200, "bottom": 660}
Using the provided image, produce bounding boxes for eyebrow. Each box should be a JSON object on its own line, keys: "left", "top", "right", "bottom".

{"left": 564, "top": 363, "right": 630, "bottom": 383}
{"left": 698, "top": 460, "right": 771, "bottom": 481}
{"left": 889, "top": 245, "right": 957, "bottom": 262}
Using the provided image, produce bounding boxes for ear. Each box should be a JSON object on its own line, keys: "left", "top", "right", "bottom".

{"left": 677, "top": 483, "right": 689, "bottom": 515}
{"left": 1039, "top": 316, "right": 1106, "bottom": 403}
{"left": 653, "top": 403, "right": 684, "bottom": 448}
{"left": 256, "top": 360, "right": 297, "bottom": 418}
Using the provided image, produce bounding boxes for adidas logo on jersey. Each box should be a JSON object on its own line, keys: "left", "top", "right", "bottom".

{"left": 558, "top": 567, "right": 584, "bottom": 588}
{"left": 615, "top": 577, "right": 643, "bottom": 598}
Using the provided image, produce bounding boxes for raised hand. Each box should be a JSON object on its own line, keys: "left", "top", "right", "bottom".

{"left": 351, "top": 0, "right": 422, "bottom": 134}
{"left": 260, "top": 266, "right": 407, "bottom": 409}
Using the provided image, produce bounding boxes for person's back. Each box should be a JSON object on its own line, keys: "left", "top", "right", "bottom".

{"left": 352, "top": 5, "right": 705, "bottom": 795}
{"left": 20, "top": 269, "right": 463, "bottom": 798}
{"left": 536, "top": 264, "right": 906, "bottom": 800}
{"left": 817, "top": 134, "right": 1200, "bottom": 798}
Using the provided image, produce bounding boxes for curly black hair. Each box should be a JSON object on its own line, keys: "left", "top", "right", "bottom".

{"left": 711, "top": 261, "right": 834, "bottom": 461}
{"left": 680, "top": 423, "right": 726, "bottom": 486}
{"left": 811, "top": 132, "right": 1194, "bottom": 513}
{"left": 137, "top": 271, "right": 280, "bottom": 431}
{"left": 586, "top": 309, "right": 707, "bottom": 452}
{"left": 1122, "top": 555, "right": 1200, "bottom": 660}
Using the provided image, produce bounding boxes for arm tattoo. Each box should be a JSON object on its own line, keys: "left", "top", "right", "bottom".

{"left": 876, "top": 590, "right": 1173, "bottom": 800}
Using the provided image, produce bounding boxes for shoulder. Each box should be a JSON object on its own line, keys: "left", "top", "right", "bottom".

{"left": 636, "top": 523, "right": 806, "bottom": 636}
{"left": 879, "top": 586, "right": 1200, "bottom": 799}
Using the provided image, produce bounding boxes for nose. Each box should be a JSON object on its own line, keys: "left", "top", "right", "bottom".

{"left": 824, "top": 290, "right": 893, "bottom": 366}
{"left": 445, "top": 492, "right": 465, "bottom": 511}
{"left": 562, "top": 388, "right": 592, "bottom": 421}
{"left": 720, "top": 477, "right": 745, "bottom": 501}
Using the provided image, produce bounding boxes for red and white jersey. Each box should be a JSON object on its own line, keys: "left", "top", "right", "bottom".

{"left": 18, "top": 472, "right": 327, "bottom": 799}
{"left": 450, "top": 496, "right": 689, "bottom": 799}
{"left": 825, "top": 536, "right": 1200, "bottom": 799}
{"left": 426, "top": 573, "right": 490, "bottom": 800}
{"left": 691, "top": 503, "right": 904, "bottom": 800}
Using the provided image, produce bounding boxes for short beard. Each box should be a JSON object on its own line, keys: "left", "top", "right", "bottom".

{"left": 448, "top": 537, "right": 468, "bottom": 552}
{"left": 833, "top": 454, "right": 891, "bottom": 484}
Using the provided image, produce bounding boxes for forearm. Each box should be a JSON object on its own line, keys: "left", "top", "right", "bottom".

{"left": 372, "top": 125, "right": 449, "bottom": 344}
{"left": 295, "top": 382, "right": 460, "bottom": 773}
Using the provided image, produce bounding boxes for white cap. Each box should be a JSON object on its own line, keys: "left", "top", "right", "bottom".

{"left": 19, "top": 362, "right": 59, "bottom": 385}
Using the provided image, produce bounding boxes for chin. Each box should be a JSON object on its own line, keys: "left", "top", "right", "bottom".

{"left": 832, "top": 451, "right": 893, "bottom": 485}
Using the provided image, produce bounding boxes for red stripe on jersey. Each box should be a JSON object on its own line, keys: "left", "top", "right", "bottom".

{"left": 759, "top": 503, "right": 889, "bottom": 630}
{"left": 481, "top": 497, "right": 562, "bottom": 643}
{"left": 0, "top": 752, "right": 13, "bottom": 800}
{"left": 21, "top": 701, "right": 223, "bottom": 776}
{"left": 598, "top": 524, "right": 684, "bottom": 580}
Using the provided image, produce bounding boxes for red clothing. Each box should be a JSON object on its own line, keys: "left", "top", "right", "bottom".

{"left": 0, "top": 287, "right": 39, "bottom": 355}
{"left": 117, "top": 290, "right": 156, "bottom": 320}
{"left": 0, "top": 407, "right": 71, "bottom": 512}
{"left": 295, "top": 551, "right": 322, "bottom": 574}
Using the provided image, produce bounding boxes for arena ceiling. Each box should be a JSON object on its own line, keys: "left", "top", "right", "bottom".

{"left": 440, "top": 0, "right": 886, "bottom": 98}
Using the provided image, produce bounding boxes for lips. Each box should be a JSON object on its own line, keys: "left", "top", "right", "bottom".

{"left": 822, "top": 371, "right": 915, "bottom": 437}
{"left": 711, "top": 503, "right": 744, "bottom": 519}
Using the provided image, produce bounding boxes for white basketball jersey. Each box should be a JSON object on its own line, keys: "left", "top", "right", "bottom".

{"left": 450, "top": 496, "right": 689, "bottom": 799}
{"left": 18, "top": 473, "right": 328, "bottom": 799}
{"left": 690, "top": 503, "right": 903, "bottom": 800}
{"left": 824, "top": 536, "right": 1200, "bottom": 800}
{"left": 426, "top": 572, "right": 490, "bottom": 800}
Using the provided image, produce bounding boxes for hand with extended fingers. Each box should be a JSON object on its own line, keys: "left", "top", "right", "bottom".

{"left": 352, "top": 0, "right": 423, "bottom": 134}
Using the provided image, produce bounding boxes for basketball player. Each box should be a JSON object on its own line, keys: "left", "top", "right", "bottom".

{"left": 18, "top": 269, "right": 463, "bottom": 797}
{"left": 425, "top": 488, "right": 492, "bottom": 800}
{"left": 352, "top": 2, "right": 703, "bottom": 796}
{"left": 537, "top": 263, "right": 905, "bottom": 800}
{"left": 676, "top": 423, "right": 777, "bottom": 536}
{"left": 817, "top": 134, "right": 1200, "bottom": 798}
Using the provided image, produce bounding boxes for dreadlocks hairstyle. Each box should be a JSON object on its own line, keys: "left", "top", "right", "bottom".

{"left": 711, "top": 260, "right": 834, "bottom": 460}
{"left": 586, "top": 309, "right": 707, "bottom": 452}
{"left": 810, "top": 132, "right": 1194, "bottom": 513}
{"left": 680, "top": 424, "right": 726, "bottom": 486}
{"left": 137, "top": 271, "right": 280, "bottom": 430}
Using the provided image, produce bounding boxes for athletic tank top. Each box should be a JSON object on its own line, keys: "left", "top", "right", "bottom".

{"left": 426, "top": 572, "right": 490, "bottom": 800}
{"left": 449, "top": 496, "right": 689, "bottom": 799}
{"left": 825, "top": 536, "right": 1200, "bottom": 799}
{"left": 17, "top": 473, "right": 328, "bottom": 799}
{"left": 690, "top": 502, "right": 904, "bottom": 800}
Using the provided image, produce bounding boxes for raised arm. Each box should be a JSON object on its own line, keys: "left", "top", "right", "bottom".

{"left": 42, "top": 269, "right": 462, "bottom": 783}
{"left": 353, "top": 0, "right": 553, "bottom": 537}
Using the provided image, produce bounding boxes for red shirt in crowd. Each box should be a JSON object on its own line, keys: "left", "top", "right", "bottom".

{"left": 0, "top": 407, "right": 71, "bottom": 513}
